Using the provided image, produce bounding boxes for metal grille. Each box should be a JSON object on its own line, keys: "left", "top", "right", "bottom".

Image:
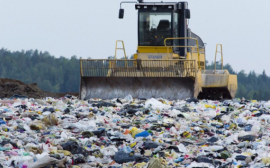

{"left": 80, "top": 59, "right": 197, "bottom": 78}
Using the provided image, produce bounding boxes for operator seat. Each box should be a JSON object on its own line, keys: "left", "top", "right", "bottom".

{"left": 157, "top": 20, "right": 171, "bottom": 45}
{"left": 157, "top": 20, "right": 170, "bottom": 31}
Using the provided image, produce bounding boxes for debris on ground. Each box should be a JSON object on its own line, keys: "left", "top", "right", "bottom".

{"left": 0, "top": 94, "right": 270, "bottom": 167}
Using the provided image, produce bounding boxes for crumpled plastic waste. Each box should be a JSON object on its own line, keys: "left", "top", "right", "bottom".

{"left": 0, "top": 95, "right": 270, "bottom": 167}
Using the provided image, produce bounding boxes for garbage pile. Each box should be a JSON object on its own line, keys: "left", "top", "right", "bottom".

{"left": 0, "top": 95, "right": 270, "bottom": 168}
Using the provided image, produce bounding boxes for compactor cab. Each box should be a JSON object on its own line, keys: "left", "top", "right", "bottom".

{"left": 79, "top": 1, "right": 237, "bottom": 100}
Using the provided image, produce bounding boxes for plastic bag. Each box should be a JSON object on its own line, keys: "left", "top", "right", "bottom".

{"left": 42, "top": 114, "right": 58, "bottom": 126}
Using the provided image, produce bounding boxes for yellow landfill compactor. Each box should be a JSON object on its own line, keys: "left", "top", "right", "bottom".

{"left": 80, "top": 1, "right": 237, "bottom": 100}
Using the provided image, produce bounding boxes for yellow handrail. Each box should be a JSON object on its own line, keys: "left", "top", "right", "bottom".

{"left": 80, "top": 59, "right": 83, "bottom": 76}
{"left": 214, "top": 44, "right": 223, "bottom": 72}
{"left": 115, "top": 40, "right": 127, "bottom": 67}
{"left": 164, "top": 37, "right": 201, "bottom": 70}
{"left": 80, "top": 59, "right": 197, "bottom": 78}
{"left": 80, "top": 59, "right": 197, "bottom": 61}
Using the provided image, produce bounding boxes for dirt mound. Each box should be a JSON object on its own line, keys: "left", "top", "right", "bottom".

{"left": 0, "top": 78, "right": 78, "bottom": 99}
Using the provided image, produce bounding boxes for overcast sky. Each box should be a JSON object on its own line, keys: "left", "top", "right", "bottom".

{"left": 0, "top": 0, "right": 269, "bottom": 74}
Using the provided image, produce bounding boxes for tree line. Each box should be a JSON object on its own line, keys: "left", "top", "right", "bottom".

{"left": 0, "top": 48, "right": 269, "bottom": 100}
{"left": 0, "top": 48, "right": 80, "bottom": 93}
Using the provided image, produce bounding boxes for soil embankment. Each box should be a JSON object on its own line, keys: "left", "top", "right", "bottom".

{"left": 0, "top": 78, "right": 78, "bottom": 99}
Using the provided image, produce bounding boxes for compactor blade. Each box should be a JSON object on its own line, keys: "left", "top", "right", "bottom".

{"left": 80, "top": 77, "right": 194, "bottom": 100}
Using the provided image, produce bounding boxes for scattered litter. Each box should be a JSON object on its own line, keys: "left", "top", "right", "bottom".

{"left": 0, "top": 95, "right": 269, "bottom": 167}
